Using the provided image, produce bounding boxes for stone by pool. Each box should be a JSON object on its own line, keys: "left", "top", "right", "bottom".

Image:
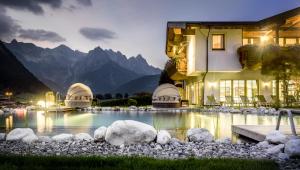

{"left": 1, "top": 109, "right": 300, "bottom": 142}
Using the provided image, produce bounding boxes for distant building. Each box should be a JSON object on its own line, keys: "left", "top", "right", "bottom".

{"left": 152, "top": 83, "right": 181, "bottom": 108}
{"left": 65, "top": 83, "right": 93, "bottom": 108}
{"left": 165, "top": 7, "right": 300, "bottom": 106}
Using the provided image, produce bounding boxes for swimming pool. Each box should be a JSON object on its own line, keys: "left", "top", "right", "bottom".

{"left": 1, "top": 109, "right": 299, "bottom": 141}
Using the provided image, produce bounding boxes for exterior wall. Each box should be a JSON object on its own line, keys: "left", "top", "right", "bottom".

{"left": 208, "top": 29, "right": 242, "bottom": 72}
{"left": 195, "top": 29, "right": 209, "bottom": 72}
{"left": 187, "top": 28, "right": 243, "bottom": 75}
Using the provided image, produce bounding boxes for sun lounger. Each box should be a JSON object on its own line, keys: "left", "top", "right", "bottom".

{"left": 256, "top": 95, "right": 271, "bottom": 107}
{"left": 206, "top": 95, "right": 220, "bottom": 106}
{"left": 240, "top": 95, "right": 251, "bottom": 107}
{"left": 287, "top": 95, "right": 300, "bottom": 106}
{"left": 225, "top": 96, "right": 234, "bottom": 106}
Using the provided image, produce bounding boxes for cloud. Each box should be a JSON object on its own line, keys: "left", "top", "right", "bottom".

{"left": 79, "top": 27, "right": 117, "bottom": 41}
{"left": 76, "top": 0, "right": 92, "bottom": 6}
{"left": 0, "top": 8, "right": 20, "bottom": 41}
{"left": 0, "top": 0, "right": 92, "bottom": 14}
{"left": 18, "top": 29, "right": 66, "bottom": 42}
{"left": 0, "top": 4, "right": 66, "bottom": 43}
{"left": 0, "top": 0, "right": 63, "bottom": 14}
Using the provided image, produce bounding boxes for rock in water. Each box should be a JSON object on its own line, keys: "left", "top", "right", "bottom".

{"left": 105, "top": 120, "right": 157, "bottom": 146}
{"left": 94, "top": 126, "right": 107, "bottom": 141}
{"left": 187, "top": 128, "right": 214, "bottom": 142}
{"left": 156, "top": 130, "right": 171, "bottom": 145}
{"left": 6, "top": 128, "right": 35, "bottom": 141}
{"left": 284, "top": 139, "right": 300, "bottom": 157}
{"left": 52, "top": 134, "right": 74, "bottom": 142}
{"left": 75, "top": 133, "right": 93, "bottom": 141}
{"left": 265, "top": 130, "right": 288, "bottom": 144}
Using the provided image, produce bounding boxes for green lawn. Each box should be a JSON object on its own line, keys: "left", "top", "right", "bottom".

{"left": 0, "top": 155, "right": 278, "bottom": 170}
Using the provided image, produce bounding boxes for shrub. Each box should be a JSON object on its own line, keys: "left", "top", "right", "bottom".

{"left": 127, "top": 99, "right": 137, "bottom": 106}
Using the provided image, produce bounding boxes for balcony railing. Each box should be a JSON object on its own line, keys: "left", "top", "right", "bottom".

{"left": 237, "top": 45, "right": 262, "bottom": 70}
{"left": 165, "top": 59, "right": 187, "bottom": 80}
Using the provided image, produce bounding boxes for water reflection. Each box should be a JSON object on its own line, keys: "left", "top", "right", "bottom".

{"left": 5, "top": 115, "right": 13, "bottom": 131}
{"left": 0, "top": 110, "right": 299, "bottom": 141}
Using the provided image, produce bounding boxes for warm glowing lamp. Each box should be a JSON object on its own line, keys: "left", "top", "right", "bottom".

{"left": 260, "top": 35, "right": 269, "bottom": 43}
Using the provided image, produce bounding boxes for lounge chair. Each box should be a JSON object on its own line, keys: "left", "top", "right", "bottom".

{"left": 256, "top": 95, "right": 271, "bottom": 107}
{"left": 271, "top": 95, "right": 278, "bottom": 105}
{"left": 206, "top": 95, "right": 220, "bottom": 106}
{"left": 287, "top": 95, "right": 300, "bottom": 106}
{"left": 225, "top": 96, "right": 234, "bottom": 106}
{"left": 240, "top": 95, "right": 251, "bottom": 107}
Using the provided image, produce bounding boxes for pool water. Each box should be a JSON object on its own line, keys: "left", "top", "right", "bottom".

{"left": 1, "top": 109, "right": 300, "bottom": 141}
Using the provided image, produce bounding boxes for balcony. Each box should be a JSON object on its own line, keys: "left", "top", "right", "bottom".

{"left": 237, "top": 45, "right": 262, "bottom": 70}
{"left": 165, "top": 59, "right": 187, "bottom": 81}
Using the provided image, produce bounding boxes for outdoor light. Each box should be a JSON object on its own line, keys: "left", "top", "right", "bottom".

{"left": 263, "top": 81, "right": 270, "bottom": 88}
{"left": 37, "top": 100, "right": 46, "bottom": 107}
{"left": 208, "top": 82, "right": 217, "bottom": 88}
{"left": 260, "top": 35, "right": 269, "bottom": 43}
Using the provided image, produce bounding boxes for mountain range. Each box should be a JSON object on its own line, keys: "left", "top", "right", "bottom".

{"left": 0, "top": 41, "right": 50, "bottom": 95}
{"left": 4, "top": 40, "right": 161, "bottom": 95}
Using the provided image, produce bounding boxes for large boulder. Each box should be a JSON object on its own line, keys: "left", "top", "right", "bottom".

{"left": 22, "top": 134, "right": 38, "bottom": 144}
{"left": 52, "top": 134, "right": 73, "bottom": 142}
{"left": 284, "top": 139, "right": 300, "bottom": 157}
{"left": 75, "top": 133, "right": 93, "bottom": 141}
{"left": 105, "top": 120, "right": 157, "bottom": 146}
{"left": 215, "top": 137, "right": 231, "bottom": 144}
{"left": 265, "top": 130, "right": 288, "bottom": 144}
{"left": 38, "top": 136, "right": 52, "bottom": 143}
{"left": 6, "top": 128, "right": 37, "bottom": 143}
{"left": 266, "top": 144, "right": 284, "bottom": 155}
{"left": 187, "top": 128, "right": 214, "bottom": 142}
{"left": 94, "top": 126, "right": 107, "bottom": 141}
{"left": 0, "top": 133, "right": 5, "bottom": 141}
{"left": 156, "top": 130, "right": 171, "bottom": 145}
{"left": 256, "top": 141, "right": 273, "bottom": 149}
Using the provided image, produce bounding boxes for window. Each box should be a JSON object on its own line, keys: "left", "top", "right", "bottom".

{"left": 212, "top": 34, "right": 225, "bottom": 50}
{"left": 233, "top": 80, "right": 245, "bottom": 103}
{"left": 279, "top": 38, "right": 284, "bottom": 46}
{"left": 243, "top": 39, "right": 249, "bottom": 45}
{"left": 220, "top": 80, "right": 232, "bottom": 102}
{"left": 285, "top": 38, "right": 297, "bottom": 45}
{"left": 272, "top": 80, "right": 297, "bottom": 101}
{"left": 246, "top": 80, "right": 258, "bottom": 101}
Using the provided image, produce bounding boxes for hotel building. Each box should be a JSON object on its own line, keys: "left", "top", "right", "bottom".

{"left": 165, "top": 7, "right": 300, "bottom": 106}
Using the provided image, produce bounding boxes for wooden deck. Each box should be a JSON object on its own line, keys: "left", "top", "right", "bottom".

{"left": 232, "top": 125, "right": 300, "bottom": 142}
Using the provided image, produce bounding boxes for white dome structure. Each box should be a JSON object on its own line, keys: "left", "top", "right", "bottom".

{"left": 64, "top": 83, "right": 93, "bottom": 108}
{"left": 152, "top": 83, "right": 181, "bottom": 108}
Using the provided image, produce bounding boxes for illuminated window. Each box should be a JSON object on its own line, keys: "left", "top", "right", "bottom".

{"left": 285, "top": 38, "right": 297, "bottom": 45}
{"left": 233, "top": 80, "right": 245, "bottom": 103}
{"left": 279, "top": 38, "right": 284, "bottom": 46}
{"left": 220, "top": 80, "right": 231, "bottom": 102}
{"left": 246, "top": 80, "right": 258, "bottom": 101}
{"left": 272, "top": 80, "right": 297, "bottom": 101}
{"left": 212, "top": 34, "right": 225, "bottom": 50}
{"left": 243, "top": 39, "right": 249, "bottom": 45}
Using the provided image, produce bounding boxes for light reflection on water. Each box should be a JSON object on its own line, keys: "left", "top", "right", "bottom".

{"left": 0, "top": 110, "right": 299, "bottom": 141}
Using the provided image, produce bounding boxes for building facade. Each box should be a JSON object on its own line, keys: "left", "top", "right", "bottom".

{"left": 165, "top": 7, "right": 300, "bottom": 106}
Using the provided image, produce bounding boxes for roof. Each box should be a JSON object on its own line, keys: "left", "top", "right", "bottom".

{"left": 167, "top": 7, "right": 300, "bottom": 28}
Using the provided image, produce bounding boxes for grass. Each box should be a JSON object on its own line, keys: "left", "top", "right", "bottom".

{"left": 0, "top": 155, "right": 279, "bottom": 170}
